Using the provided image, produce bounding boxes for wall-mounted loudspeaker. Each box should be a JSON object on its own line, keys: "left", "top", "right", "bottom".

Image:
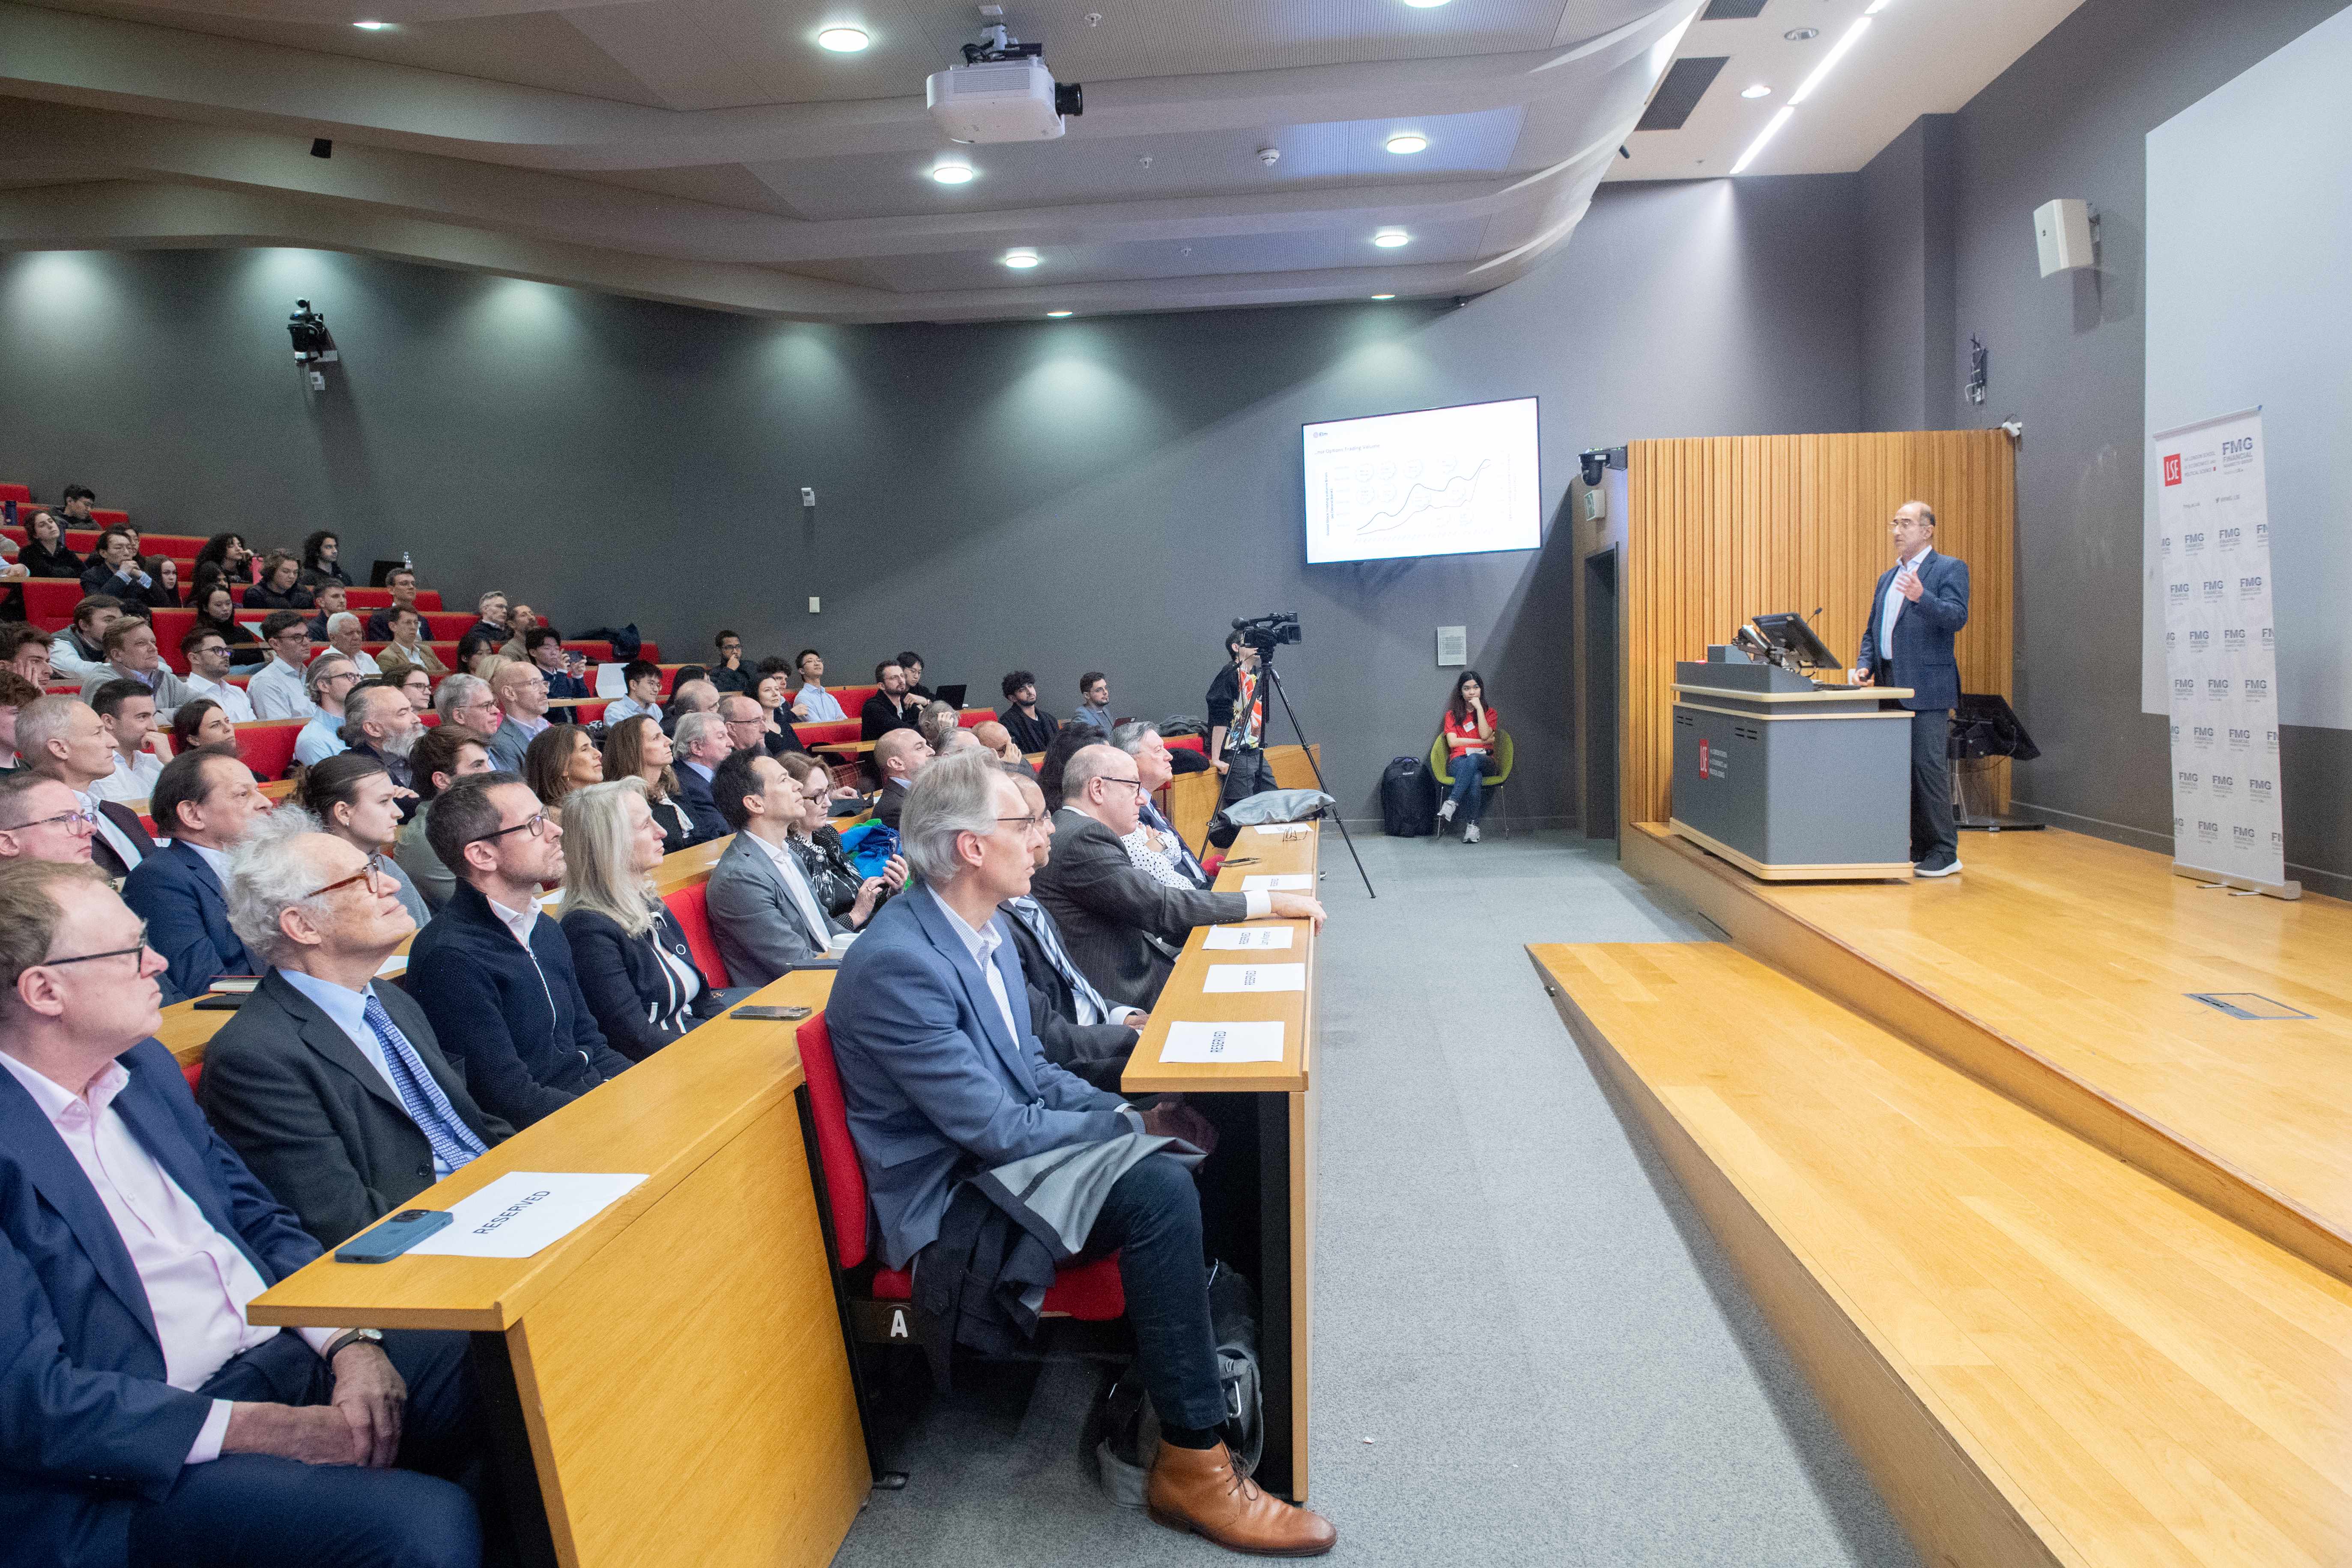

{"left": 2033, "top": 199, "right": 2095, "bottom": 276}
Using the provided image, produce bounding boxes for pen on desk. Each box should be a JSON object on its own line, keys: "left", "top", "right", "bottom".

{"left": 1223, "top": 857, "right": 1260, "bottom": 866}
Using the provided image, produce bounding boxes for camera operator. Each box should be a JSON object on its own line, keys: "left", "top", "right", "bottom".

{"left": 1205, "top": 627, "right": 1271, "bottom": 806}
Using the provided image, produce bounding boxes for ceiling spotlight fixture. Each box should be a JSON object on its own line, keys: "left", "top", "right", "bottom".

{"left": 1385, "top": 133, "right": 1428, "bottom": 155}
{"left": 1400, "top": 0, "right": 1452, "bottom": 8}
{"left": 1730, "top": 105, "right": 1794, "bottom": 175}
{"left": 1372, "top": 228, "right": 1410, "bottom": 248}
{"left": 816, "top": 26, "right": 869, "bottom": 51}
{"left": 1002, "top": 248, "right": 1041, "bottom": 269}
{"left": 1740, "top": 83, "right": 1771, "bottom": 99}
{"left": 1370, "top": 293, "right": 1396, "bottom": 300}
{"left": 1046, "top": 310, "right": 1073, "bottom": 317}
{"left": 1788, "top": 17, "right": 1870, "bottom": 105}
{"left": 930, "top": 161, "right": 975, "bottom": 185}
{"left": 351, "top": 18, "right": 388, "bottom": 27}
{"left": 1783, "top": 26, "right": 1818, "bottom": 41}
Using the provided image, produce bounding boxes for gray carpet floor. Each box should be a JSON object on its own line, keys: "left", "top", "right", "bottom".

{"left": 831, "top": 828, "right": 1920, "bottom": 1567}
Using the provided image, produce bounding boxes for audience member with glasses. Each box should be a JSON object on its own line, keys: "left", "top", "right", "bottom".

{"left": 405, "top": 773, "right": 632, "bottom": 1129}
{"left": 0, "top": 857, "right": 502, "bottom": 1568}
{"left": 202, "top": 809, "right": 515, "bottom": 1250}
{"left": 1031, "top": 743, "right": 1325, "bottom": 1009}
{"left": 0, "top": 771, "right": 99, "bottom": 864}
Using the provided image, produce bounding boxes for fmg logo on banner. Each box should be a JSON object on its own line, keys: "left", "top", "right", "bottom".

{"left": 2149, "top": 408, "right": 2298, "bottom": 899}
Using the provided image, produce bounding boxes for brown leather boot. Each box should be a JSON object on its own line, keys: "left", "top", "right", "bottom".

{"left": 1146, "top": 1440, "right": 1337, "bottom": 1556}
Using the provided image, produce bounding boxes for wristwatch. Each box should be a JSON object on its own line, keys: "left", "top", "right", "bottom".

{"left": 325, "top": 1327, "right": 385, "bottom": 1361}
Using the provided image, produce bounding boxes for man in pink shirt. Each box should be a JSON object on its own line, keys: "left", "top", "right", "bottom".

{"left": 0, "top": 858, "right": 488, "bottom": 1568}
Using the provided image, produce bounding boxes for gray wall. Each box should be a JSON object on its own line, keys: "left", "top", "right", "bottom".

{"left": 0, "top": 174, "right": 1863, "bottom": 824}
{"left": 1934, "top": 0, "right": 2352, "bottom": 894}
{"left": 1859, "top": 114, "right": 1957, "bottom": 434}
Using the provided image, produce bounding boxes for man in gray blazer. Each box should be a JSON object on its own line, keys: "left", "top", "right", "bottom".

{"left": 705, "top": 747, "right": 889, "bottom": 985}
{"left": 202, "top": 819, "right": 511, "bottom": 1248}
{"left": 1030, "top": 744, "right": 1325, "bottom": 1009}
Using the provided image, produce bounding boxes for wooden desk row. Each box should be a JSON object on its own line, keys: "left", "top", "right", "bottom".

{"left": 1121, "top": 821, "right": 1322, "bottom": 1501}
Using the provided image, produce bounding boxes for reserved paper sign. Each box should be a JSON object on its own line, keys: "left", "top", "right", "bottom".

{"left": 1161, "top": 1021, "right": 1285, "bottom": 1064}
{"left": 1202, "top": 963, "right": 1305, "bottom": 993}
{"left": 406, "top": 1171, "right": 648, "bottom": 1259}
{"left": 1240, "top": 874, "right": 1314, "bottom": 891}
{"left": 1203, "top": 926, "right": 1294, "bottom": 950}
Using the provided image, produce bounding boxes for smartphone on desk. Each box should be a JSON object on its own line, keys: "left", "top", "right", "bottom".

{"left": 335, "top": 1208, "right": 452, "bottom": 1264}
{"left": 731, "top": 1004, "right": 813, "bottom": 1021}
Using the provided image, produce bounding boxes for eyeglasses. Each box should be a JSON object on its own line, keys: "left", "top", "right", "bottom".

{"left": 307, "top": 850, "right": 389, "bottom": 900}
{"left": 39, "top": 920, "right": 151, "bottom": 971}
{"left": 995, "top": 811, "right": 1051, "bottom": 832}
{"left": 1094, "top": 776, "right": 1148, "bottom": 797}
{"left": 0, "top": 806, "right": 99, "bottom": 835}
{"left": 466, "top": 811, "right": 549, "bottom": 848}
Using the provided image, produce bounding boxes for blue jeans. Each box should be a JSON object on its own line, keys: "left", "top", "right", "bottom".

{"left": 1444, "top": 754, "right": 1501, "bottom": 824}
{"left": 1082, "top": 1153, "right": 1228, "bottom": 1432}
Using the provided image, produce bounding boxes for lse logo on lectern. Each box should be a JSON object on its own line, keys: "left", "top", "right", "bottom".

{"left": 2163, "top": 453, "right": 2183, "bottom": 486}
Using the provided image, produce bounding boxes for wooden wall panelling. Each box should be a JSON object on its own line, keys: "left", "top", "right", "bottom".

{"left": 1621, "top": 432, "right": 2014, "bottom": 830}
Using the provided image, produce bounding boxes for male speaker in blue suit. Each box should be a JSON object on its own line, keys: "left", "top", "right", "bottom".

{"left": 122, "top": 748, "right": 272, "bottom": 1002}
{"left": 826, "top": 749, "right": 1334, "bottom": 1556}
{"left": 0, "top": 859, "right": 487, "bottom": 1568}
{"left": 1852, "top": 499, "right": 1970, "bottom": 877}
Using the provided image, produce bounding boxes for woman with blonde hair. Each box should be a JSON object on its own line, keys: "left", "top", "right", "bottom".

{"left": 557, "top": 777, "right": 729, "bottom": 1060}
{"left": 601, "top": 712, "right": 694, "bottom": 852}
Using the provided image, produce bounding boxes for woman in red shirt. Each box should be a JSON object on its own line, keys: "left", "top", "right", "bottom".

{"left": 1437, "top": 671, "right": 1501, "bottom": 842}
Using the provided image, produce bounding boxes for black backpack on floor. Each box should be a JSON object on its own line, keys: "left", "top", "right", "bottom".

{"left": 1380, "top": 755, "right": 1436, "bottom": 836}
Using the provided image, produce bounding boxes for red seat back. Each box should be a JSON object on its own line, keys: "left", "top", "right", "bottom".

{"left": 182, "top": 1060, "right": 203, "bottom": 1093}
{"left": 1165, "top": 735, "right": 1206, "bottom": 756}
{"left": 661, "top": 883, "right": 731, "bottom": 990}
{"left": 794, "top": 1014, "right": 870, "bottom": 1269}
{"left": 22, "top": 579, "right": 82, "bottom": 626}
{"left": 232, "top": 720, "right": 305, "bottom": 782}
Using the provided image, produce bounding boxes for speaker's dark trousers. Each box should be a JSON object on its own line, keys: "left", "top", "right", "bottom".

{"left": 1906, "top": 706, "right": 1957, "bottom": 863}
{"left": 124, "top": 1330, "right": 489, "bottom": 1568}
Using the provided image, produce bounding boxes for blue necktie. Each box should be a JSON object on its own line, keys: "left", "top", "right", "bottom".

{"left": 1005, "top": 896, "right": 1116, "bottom": 1026}
{"left": 362, "top": 992, "right": 489, "bottom": 1173}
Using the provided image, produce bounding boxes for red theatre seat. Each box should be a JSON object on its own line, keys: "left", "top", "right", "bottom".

{"left": 0, "top": 482, "right": 30, "bottom": 505}
{"left": 232, "top": 720, "right": 306, "bottom": 782}
{"left": 794, "top": 1013, "right": 1125, "bottom": 1321}
{"left": 1165, "top": 735, "right": 1206, "bottom": 756}
{"left": 660, "top": 884, "right": 731, "bottom": 991}
{"left": 22, "top": 580, "right": 84, "bottom": 627}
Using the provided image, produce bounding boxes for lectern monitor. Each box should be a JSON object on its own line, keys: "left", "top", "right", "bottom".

{"left": 1750, "top": 612, "right": 1841, "bottom": 671}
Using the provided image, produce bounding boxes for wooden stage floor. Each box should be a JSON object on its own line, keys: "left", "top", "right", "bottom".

{"left": 1623, "top": 823, "right": 2352, "bottom": 1284}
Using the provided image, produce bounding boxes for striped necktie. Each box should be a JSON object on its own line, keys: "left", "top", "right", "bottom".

{"left": 1004, "top": 896, "right": 1116, "bottom": 1026}
{"left": 362, "top": 992, "right": 490, "bottom": 1173}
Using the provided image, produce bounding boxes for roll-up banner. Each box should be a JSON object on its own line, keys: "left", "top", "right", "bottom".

{"left": 2151, "top": 407, "right": 2299, "bottom": 899}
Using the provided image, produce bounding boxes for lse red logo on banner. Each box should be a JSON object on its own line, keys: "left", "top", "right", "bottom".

{"left": 1697, "top": 740, "right": 1709, "bottom": 777}
{"left": 2163, "top": 453, "right": 2183, "bottom": 486}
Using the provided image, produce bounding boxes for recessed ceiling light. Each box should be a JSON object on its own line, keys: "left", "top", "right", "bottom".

{"left": 1370, "top": 293, "right": 1396, "bottom": 300}
{"left": 1046, "top": 310, "right": 1073, "bottom": 317}
{"left": 1740, "top": 83, "right": 1771, "bottom": 99}
{"left": 1788, "top": 17, "right": 1870, "bottom": 105}
{"left": 930, "top": 162, "right": 974, "bottom": 185}
{"left": 1385, "top": 134, "right": 1428, "bottom": 155}
{"left": 352, "top": 19, "right": 388, "bottom": 28}
{"left": 1400, "top": 0, "right": 1451, "bottom": 8}
{"left": 1372, "top": 228, "right": 1410, "bottom": 248}
{"left": 816, "top": 26, "right": 869, "bottom": 51}
{"left": 1784, "top": 27, "right": 1818, "bottom": 42}
{"left": 1002, "top": 248, "right": 1041, "bottom": 269}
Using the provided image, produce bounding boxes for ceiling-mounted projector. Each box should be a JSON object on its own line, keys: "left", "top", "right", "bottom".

{"left": 926, "top": 24, "right": 1082, "bottom": 143}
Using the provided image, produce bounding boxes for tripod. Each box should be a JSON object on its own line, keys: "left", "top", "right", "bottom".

{"left": 1256, "top": 651, "right": 1376, "bottom": 900}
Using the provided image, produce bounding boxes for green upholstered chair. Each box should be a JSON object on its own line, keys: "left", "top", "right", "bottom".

{"left": 1427, "top": 729, "right": 1515, "bottom": 838}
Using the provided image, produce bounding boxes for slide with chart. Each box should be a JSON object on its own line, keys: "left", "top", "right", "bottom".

{"left": 1301, "top": 397, "right": 1541, "bottom": 564}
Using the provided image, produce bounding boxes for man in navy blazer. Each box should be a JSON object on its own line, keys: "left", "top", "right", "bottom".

{"left": 668, "top": 712, "right": 731, "bottom": 847}
{"left": 0, "top": 859, "right": 488, "bottom": 1568}
{"left": 406, "top": 774, "right": 632, "bottom": 1129}
{"left": 826, "top": 750, "right": 1334, "bottom": 1556}
{"left": 121, "top": 749, "right": 274, "bottom": 1002}
{"left": 1852, "top": 500, "right": 1970, "bottom": 876}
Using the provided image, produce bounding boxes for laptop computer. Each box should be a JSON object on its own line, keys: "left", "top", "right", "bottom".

{"left": 934, "top": 682, "right": 967, "bottom": 709}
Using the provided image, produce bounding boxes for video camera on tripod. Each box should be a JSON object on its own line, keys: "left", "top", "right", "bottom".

{"left": 1230, "top": 612, "right": 1301, "bottom": 652}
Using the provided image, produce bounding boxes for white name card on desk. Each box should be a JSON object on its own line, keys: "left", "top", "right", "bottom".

{"left": 1241, "top": 874, "right": 1314, "bottom": 891}
{"left": 1202, "top": 963, "right": 1305, "bottom": 994}
{"left": 1203, "top": 926, "right": 1294, "bottom": 951}
{"left": 1161, "top": 1021, "right": 1286, "bottom": 1064}
{"left": 406, "top": 1171, "right": 648, "bottom": 1260}
{"left": 1251, "top": 824, "right": 1313, "bottom": 840}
